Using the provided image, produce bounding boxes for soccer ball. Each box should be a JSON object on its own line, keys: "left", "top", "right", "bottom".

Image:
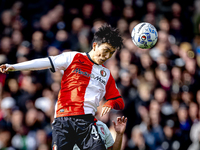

{"left": 131, "top": 22, "right": 158, "bottom": 49}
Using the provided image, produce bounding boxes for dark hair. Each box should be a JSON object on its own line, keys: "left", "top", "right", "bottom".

{"left": 92, "top": 24, "right": 123, "bottom": 51}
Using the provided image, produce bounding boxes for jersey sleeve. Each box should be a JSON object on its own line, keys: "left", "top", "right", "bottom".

{"left": 104, "top": 127, "right": 114, "bottom": 149}
{"left": 96, "top": 121, "right": 114, "bottom": 149}
{"left": 103, "top": 73, "right": 125, "bottom": 110}
{"left": 7, "top": 57, "right": 52, "bottom": 71}
{"left": 48, "top": 51, "right": 78, "bottom": 72}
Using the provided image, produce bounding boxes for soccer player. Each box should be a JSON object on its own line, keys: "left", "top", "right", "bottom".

{"left": 97, "top": 116, "right": 127, "bottom": 150}
{"left": 73, "top": 116, "right": 127, "bottom": 150}
{"left": 0, "top": 24, "right": 125, "bottom": 150}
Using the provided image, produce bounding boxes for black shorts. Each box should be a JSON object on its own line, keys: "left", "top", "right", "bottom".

{"left": 52, "top": 114, "right": 107, "bottom": 150}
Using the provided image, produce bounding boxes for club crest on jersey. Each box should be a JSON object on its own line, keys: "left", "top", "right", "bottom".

{"left": 53, "top": 144, "right": 57, "bottom": 150}
{"left": 100, "top": 70, "right": 106, "bottom": 77}
{"left": 100, "top": 127, "right": 105, "bottom": 135}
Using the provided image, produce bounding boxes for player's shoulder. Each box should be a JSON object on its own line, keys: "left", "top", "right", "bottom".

{"left": 96, "top": 120, "right": 109, "bottom": 130}
{"left": 60, "top": 51, "right": 86, "bottom": 60}
{"left": 96, "top": 120, "right": 110, "bottom": 136}
{"left": 62, "top": 51, "right": 86, "bottom": 56}
{"left": 96, "top": 120, "right": 105, "bottom": 126}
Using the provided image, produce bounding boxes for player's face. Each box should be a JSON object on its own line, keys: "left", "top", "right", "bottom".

{"left": 93, "top": 42, "right": 116, "bottom": 65}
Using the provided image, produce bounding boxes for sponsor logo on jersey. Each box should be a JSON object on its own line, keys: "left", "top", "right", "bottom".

{"left": 73, "top": 68, "right": 106, "bottom": 85}
{"left": 100, "top": 70, "right": 106, "bottom": 77}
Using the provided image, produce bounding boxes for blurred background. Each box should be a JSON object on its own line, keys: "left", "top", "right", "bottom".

{"left": 0, "top": 0, "right": 200, "bottom": 150}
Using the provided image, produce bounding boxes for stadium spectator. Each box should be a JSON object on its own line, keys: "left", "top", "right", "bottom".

{"left": 127, "top": 125, "right": 150, "bottom": 150}
{"left": 0, "top": 0, "right": 200, "bottom": 149}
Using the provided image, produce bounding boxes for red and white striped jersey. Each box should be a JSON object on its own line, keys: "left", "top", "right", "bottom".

{"left": 49, "top": 51, "right": 124, "bottom": 118}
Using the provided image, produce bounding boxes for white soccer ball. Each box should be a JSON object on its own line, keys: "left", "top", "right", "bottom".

{"left": 131, "top": 22, "right": 158, "bottom": 49}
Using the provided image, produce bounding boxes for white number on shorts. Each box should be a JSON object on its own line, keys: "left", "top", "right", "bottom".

{"left": 91, "top": 125, "right": 99, "bottom": 140}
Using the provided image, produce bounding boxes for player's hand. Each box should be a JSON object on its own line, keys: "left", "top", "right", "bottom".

{"left": 0, "top": 64, "right": 14, "bottom": 73}
{"left": 112, "top": 116, "right": 127, "bottom": 135}
{"left": 100, "top": 106, "right": 111, "bottom": 117}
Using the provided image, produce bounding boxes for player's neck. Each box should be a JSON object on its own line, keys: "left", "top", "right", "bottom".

{"left": 87, "top": 50, "right": 98, "bottom": 65}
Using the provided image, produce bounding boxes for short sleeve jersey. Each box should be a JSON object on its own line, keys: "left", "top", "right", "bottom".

{"left": 49, "top": 52, "right": 123, "bottom": 117}
{"left": 96, "top": 120, "right": 114, "bottom": 149}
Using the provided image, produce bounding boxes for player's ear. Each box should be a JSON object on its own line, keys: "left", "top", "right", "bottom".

{"left": 92, "top": 42, "right": 97, "bottom": 50}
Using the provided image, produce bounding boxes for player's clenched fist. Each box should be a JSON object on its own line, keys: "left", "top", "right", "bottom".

{"left": 0, "top": 64, "right": 14, "bottom": 73}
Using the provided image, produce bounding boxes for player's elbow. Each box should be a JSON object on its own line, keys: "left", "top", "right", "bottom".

{"left": 120, "top": 102, "right": 125, "bottom": 110}
{"left": 120, "top": 98, "right": 125, "bottom": 110}
{"left": 115, "top": 99, "right": 125, "bottom": 110}
{"left": 121, "top": 102, "right": 125, "bottom": 110}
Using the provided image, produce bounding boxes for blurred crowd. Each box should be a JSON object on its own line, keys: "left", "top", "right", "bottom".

{"left": 0, "top": 0, "right": 200, "bottom": 150}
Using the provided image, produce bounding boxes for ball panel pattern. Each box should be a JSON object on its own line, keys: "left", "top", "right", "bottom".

{"left": 131, "top": 22, "right": 158, "bottom": 49}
